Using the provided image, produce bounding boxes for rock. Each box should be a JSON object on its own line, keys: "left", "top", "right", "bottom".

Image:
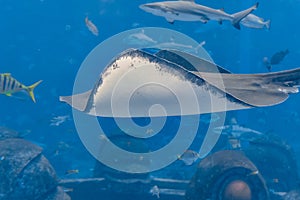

{"left": 0, "top": 138, "right": 70, "bottom": 200}
{"left": 0, "top": 127, "right": 20, "bottom": 140}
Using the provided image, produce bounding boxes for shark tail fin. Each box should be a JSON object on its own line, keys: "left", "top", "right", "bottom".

{"left": 231, "top": 2, "right": 259, "bottom": 30}
{"left": 265, "top": 19, "right": 271, "bottom": 30}
{"left": 27, "top": 80, "right": 42, "bottom": 103}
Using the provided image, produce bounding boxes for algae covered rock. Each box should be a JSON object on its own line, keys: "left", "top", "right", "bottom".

{"left": 0, "top": 134, "right": 69, "bottom": 200}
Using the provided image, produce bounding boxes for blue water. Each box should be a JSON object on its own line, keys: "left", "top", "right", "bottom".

{"left": 1, "top": 0, "right": 300, "bottom": 199}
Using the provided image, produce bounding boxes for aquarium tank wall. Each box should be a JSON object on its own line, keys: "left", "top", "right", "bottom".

{"left": 1, "top": 0, "right": 300, "bottom": 200}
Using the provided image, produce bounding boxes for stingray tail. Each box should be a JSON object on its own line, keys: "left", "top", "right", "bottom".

{"left": 59, "top": 90, "right": 93, "bottom": 112}
{"left": 231, "top": 2, "right": 259, "bottom": 30}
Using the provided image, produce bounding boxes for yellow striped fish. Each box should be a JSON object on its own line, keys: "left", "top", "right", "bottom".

{"left": 0, "top": 73, "right": 42, "bottom": 103}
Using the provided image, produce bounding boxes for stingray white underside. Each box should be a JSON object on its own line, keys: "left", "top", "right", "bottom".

{"left": 60, "top": 49, "right": 300, "bottom": 118}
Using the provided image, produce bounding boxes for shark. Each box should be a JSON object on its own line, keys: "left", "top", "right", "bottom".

{"left": 139, "top": 0, "right": 259, "bottom": 29}
{"left": 60, "top": 48, "right": 300, "bottom": 118}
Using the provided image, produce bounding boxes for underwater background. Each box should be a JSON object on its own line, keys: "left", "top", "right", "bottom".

{"left": 1, "top": 0, "right": 300, "bottom": 199}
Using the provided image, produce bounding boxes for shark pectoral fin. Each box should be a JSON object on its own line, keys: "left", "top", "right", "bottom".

{"left": 5, "top": 92, "right": 12, "bottom": 97}
{"left": 199, "top": 16, "right": 209, "bottom": 24}
{"left": 59, "top": 89, "right": 92, "bottom": 112}
{"left": 233, "top": 23, "right": 241, "bottom": 30}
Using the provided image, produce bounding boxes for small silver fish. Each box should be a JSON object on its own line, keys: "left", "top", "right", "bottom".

{"left": 214, "top": 124, "right": 263, "bottom": 139}
{"left": 150, "top": 185, "right": 160, "bottom": 198}
{"left": 269, "top": 189, "right": 287, "bottom": 197}
{"left": 0, "top": 73, "right": 42, "bottom": 103}
{"left": 63, "top": 187, "right": 74, "bottom": 193}
{"left": 124, "top": 29, "right": 157, "bottom": 46}
{"left": 50, "top": 115, "right": 70, "bottom": 126}
{"left": 85, "top": 17, "right": 99, "bottom": 36}
{"left": 241, "top": 14, "right": 270, "bottom": 29}
{"left": 247, "top": 170, "right": 259, "bottom": 176}
{"left": 228, "top": 138, "right": 241, "bottom": 149}
{"left": 65, "top": 169, "right": 79, "bottom": 175}
{"left": 178, "top": 150, "right": 200, "bottom": 165}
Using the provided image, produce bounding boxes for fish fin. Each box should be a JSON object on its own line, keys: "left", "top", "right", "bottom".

{"left": 27, "top": 80, "right": 42, "bottom": 103}
{"left": 265, "top": 20, "right": 271, "bottom": 30}
{"left": 179, "top": 0, "right": 195, "bottom": 2}
{"left": 195, "top": 67, "right": 300, "bottom": 107}
{"left": 233, "top": 22, "right": 241, "bottom": 30}
{"left": 59, "top": 90, "right": 93, "bottom": 112}
{"left": 199, "top": 16, "right": 209, "bottom": 24}
{"left": 263, "top": 59, "right": 271, "bottom": 71}
{"left": 4, "top": 91, "right": 28, "bottom": 101}
{"left": 3, "top": 73, "right": 11, "bottom": 76}
{"left": 165, "top": 17, "right": 175, "bottom": 24}
{"left": 218, "top": 20, "right": 222, "bottom": 25}
{"left": 200, "top": 19, "right": 208, "bottom": 24}
{"left": 155, "top": 49, "right": 231, "bottom": 73}
{"left": 231, "top": 2, "right": 259, "bottom": 30}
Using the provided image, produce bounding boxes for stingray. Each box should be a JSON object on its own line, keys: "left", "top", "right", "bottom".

{"left": 60, "top": 48, "right": 300, "bottom": 118}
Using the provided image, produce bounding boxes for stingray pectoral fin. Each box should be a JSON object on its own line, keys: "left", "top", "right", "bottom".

{"left": 195, "top": 73, "right": 288, "bottom": 107}
{"left": 155, "top": 49, "right": 231, "bottom": 73}
{"left": 194, "top": 68, "right": 300, "bottom": 107}
{"left": 59, "top": 89, "right": 92, "bottom": 112}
